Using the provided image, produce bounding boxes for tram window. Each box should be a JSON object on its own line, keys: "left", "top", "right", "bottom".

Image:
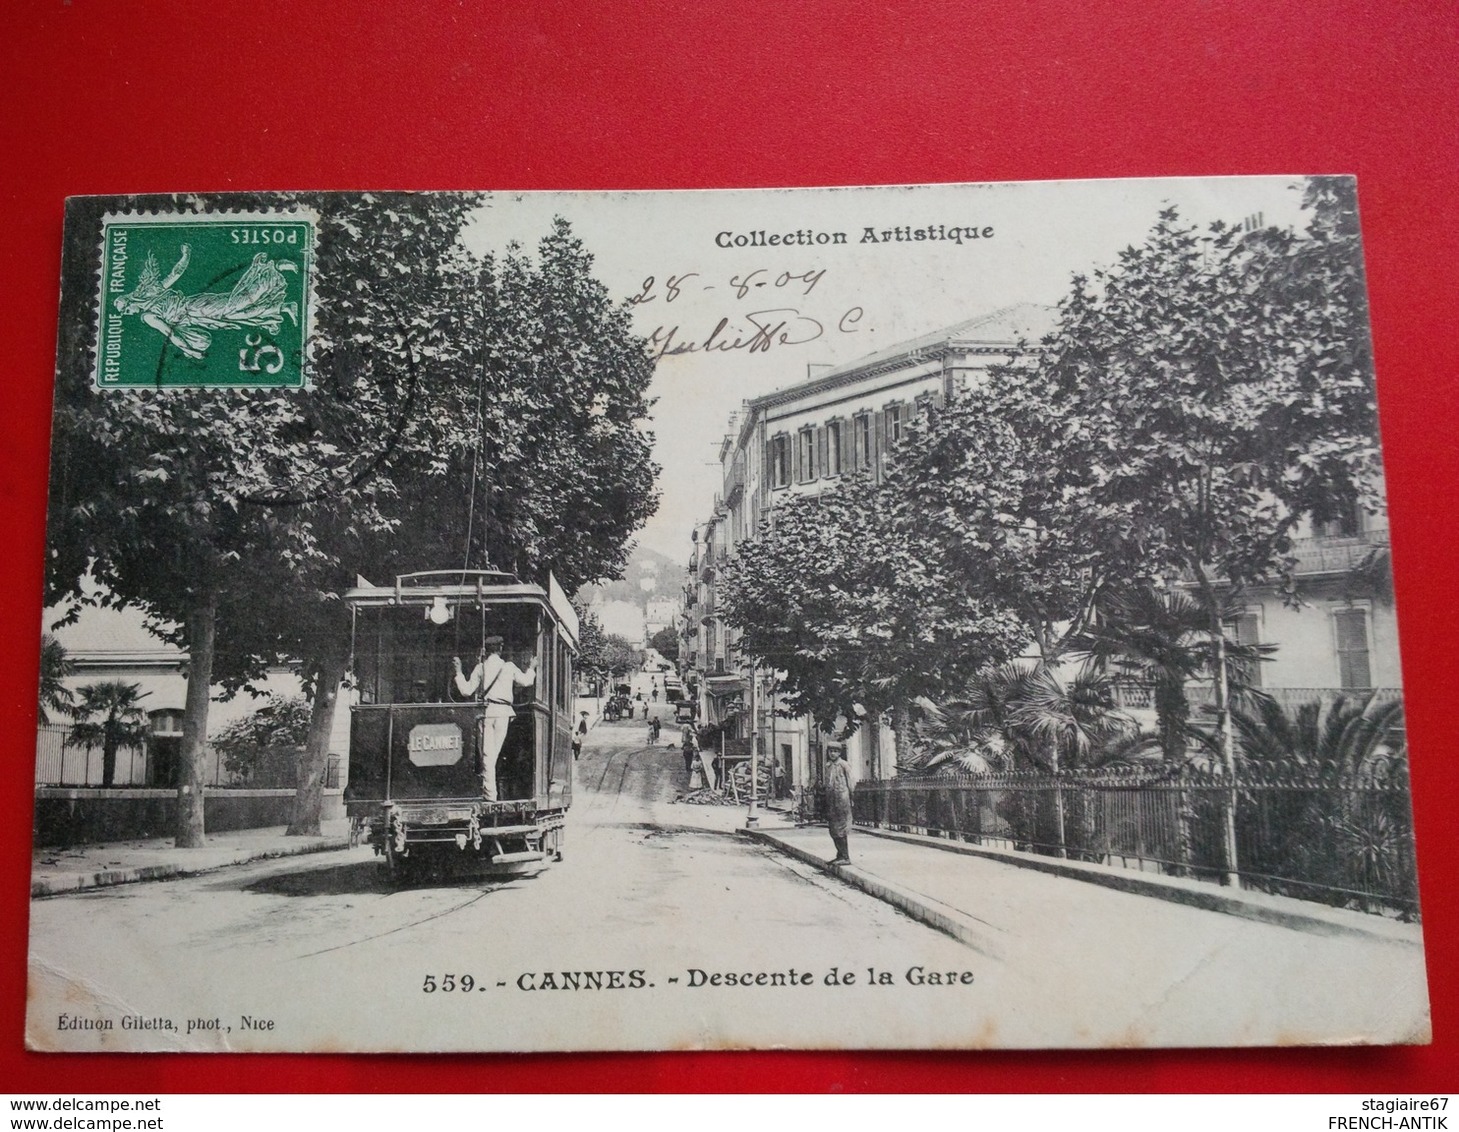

{"left": 556, "top": 639, "right": 571, "bottom": 709}
{"left": 354, "top": 603, "right": 541, "bottom": 705}
{"left": 536, "top": 617, "right": 551, "bottom": 703}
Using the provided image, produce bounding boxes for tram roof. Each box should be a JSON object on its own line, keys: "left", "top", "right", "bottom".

{"left": 343, "top": 570, "right": 579, "bottom": 647}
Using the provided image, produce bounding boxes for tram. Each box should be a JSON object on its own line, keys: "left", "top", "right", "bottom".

{"left": 342, "top": 570, "right": 578, "bottom": 882}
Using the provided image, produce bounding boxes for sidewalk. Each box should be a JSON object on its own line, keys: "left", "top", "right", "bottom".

{"left": 739, "top": 820, "right": 1424, "bottom": 949}
{"left": 31, "top": 820, "right": 353, "bottom": 898}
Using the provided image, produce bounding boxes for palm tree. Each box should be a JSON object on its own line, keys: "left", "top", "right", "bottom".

{"left": 1228, "top": 692, "right": 1408, "bottom": 908}
{"left": 66, "top": 681, "right": 150, "bottom": 787}
{"left": 1231, "top": 692, "right": 1404, "bottom": 775}
{"left": 1074, "top": 581, "right": 1273, "bottom": 766}
{"left": 910, "top": 662, "right": 1135, "bottom": 774}
{"left": 907, "top": 690, "right": 1011, "bottom": 775}
{"left": 908, "top": 661, "right": 1134, "bottom": 858}
{"left": 38, "top": 634, "right": 75, "bottom": 725}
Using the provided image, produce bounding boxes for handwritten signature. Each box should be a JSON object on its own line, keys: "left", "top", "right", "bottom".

{"left": 648, "top": 306, "right": 864, "bottom": 360}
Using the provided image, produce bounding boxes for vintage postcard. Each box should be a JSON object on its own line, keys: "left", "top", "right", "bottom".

{"left": 28, "top": 180, "right": 1429, "bottom": 1051}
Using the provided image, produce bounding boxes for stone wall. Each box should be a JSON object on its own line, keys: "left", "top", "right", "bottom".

{"left": 33, "top": 788, "right": 345, "bottom": 847}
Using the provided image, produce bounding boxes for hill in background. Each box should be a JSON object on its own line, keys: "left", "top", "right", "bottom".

{"left": 577, "top": 543, "right": 686, "bottom": 643}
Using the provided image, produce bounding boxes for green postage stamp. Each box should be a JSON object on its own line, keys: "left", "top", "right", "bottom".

{"left": 94, "top": 212, "right": 315, "bottom": 389}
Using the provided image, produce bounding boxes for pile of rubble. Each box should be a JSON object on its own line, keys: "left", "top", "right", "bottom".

{"left": 673, "top": 788, "right": 737, "bottom": 806}
{"left": 727, "top": 761, "right": 771, "bottom": 798}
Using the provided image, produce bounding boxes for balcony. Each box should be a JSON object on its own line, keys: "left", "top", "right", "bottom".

{"left": 1289, "top": 527, "right": 1389, "bottom": 577}
{"left": 1111, "top": 682, "right": 1401, "bottom": 713}
{"left": 1186, "top": 684, "right": 1401, "bottom": 711}
{"left": 725, "top": 457, "right": 746, "bottom": 505}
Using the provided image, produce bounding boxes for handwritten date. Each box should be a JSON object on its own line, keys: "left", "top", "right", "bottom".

{"left": 630, "top": 268, "right": 826, "bottom": 306}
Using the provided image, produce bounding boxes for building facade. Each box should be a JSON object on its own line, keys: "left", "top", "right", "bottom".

{"left": 683, "top": 298, "right": 1405, "bottom": 801}
{"left": 681, "top": 304, "right": 1058, "bottom": 797}
{"left": 38, "top": 602, "right": 352, "bottom": 788}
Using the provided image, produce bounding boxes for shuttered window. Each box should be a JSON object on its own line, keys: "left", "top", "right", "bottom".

{"left": 1333, "top": 608, "right": 1372, "bottom": 690}
{"left": 768, "top": 434, "right": 791, "bottom": 488}
{"left": 884, "top": 405, "right": 902, "bottom": 449}
{"left": 853, "top": 414, "right": 872, "bottom": 471}
{"left": 872, "top": 409, "right": 887, "bottom": 480}
{"left": 824, "top": 420, "right": 843, "bottom": 477}
{"left": 1222, "top": 611, "right": 1263, "bottom": 690}
{"left": 797, "top": 428, "right": 816, "bottom": 482}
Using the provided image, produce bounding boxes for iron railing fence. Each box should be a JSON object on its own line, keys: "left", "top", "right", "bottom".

{"left": 36, "top": 724, "right": 227, "bottom": 787}
{"left": 36, "top": 725, "right": 345, "bottom": 790}
{"left": 850, "top": 767, "right": 1419, "bottom": 920}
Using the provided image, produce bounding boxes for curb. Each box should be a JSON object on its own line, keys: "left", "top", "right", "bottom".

{"left": 856, "top": 826, "right": 1422, "bottom": 947}
{"left": 31, "top": 836, "right": 353, "bottom": 898}
{"left": 740, "top": 825, "right": 1421, "bottom": 950}
{"left": 738, "top": 828, "right": 1005, "bottom": 958}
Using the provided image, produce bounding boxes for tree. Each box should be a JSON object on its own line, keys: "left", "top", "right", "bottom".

{"left": 1228, "top": 692, "right": 1409, "bottom": 910}
{"left": 722, "top": 473, "right": 1027, "bottom": 737}
{"left": 212, "top": 694, "right": 312, "bottom": 786}
{"left": 908, "top": 661, "right": 1132, "bottom": 856}
{"left": 990, "top": 192, "right": 1382, "bottom": 882}
{"left": 1003, "top": 198, "right": 1382, "bottom": 768}
{"left": 601, "top": 635, "right": 644, "bottom": 679}
{"left": 573, "top": 605, "right": 609, "bottom": 695}
{"left": 262, "top": 216, "right": 659, "bottom": 835}
{"left": 885, "top": 389, "right": 1134, "bottom": 665}
{"left": 461, "top": 220, "right": 659, "bottom": 588}
{"left": 38, "top": 634, "right": 75, "bottom": 725}
{"left": 66, "top": 681, "right": 150, "bottom": 787}
{"left": 648, "top": 626, "right": 679, "bottom": 663}
{"left": 1072, "top": 581, "right": 1273, "bottom": 765}
{"left": 1231, "top": 692, "right": 1404, "bottom": 776}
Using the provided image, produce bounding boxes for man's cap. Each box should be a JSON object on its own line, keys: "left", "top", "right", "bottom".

{"left": 484, "top": 634, "right": 505, "bottom": 644}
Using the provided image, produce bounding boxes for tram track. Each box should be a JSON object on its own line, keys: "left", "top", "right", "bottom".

{"left": 283, "top": 729, "right": 653, "bottom": 961}
{"left": 290, "top": 887, "right": 496, "bottom": 960}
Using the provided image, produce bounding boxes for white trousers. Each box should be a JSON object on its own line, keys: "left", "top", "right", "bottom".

{"left": 478, "top": 715, "right": 511, "bottom": 801}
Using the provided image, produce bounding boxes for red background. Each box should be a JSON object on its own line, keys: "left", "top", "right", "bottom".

{"left": 1, "top": 0, "right": 1454, "bottom": 1093}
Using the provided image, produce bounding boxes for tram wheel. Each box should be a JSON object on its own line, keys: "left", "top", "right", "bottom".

{"left": 384, "top": 843, "right": 419, "bottom": 886}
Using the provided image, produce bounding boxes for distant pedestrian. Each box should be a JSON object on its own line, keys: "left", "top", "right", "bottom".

{"left": 825, "top": 747, "right": 853, "bottom": 866}
{"left": 648, "top": 716, "right": 661, "bottom": 745}
{"left": 681, "top": 724, "right": 698, "bottom": 775}
{"left": 572, "top": 710, "right": 589, "bottom": 760}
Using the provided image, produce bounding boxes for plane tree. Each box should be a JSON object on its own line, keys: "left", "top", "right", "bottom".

{"left": 218, "top": 216, "right": 660, "bottom": 835}
{"left": 722, "top": 473, "right": 1027, "bottom": 750}
{"left": 1000, "top": 191, "right": 1382, "bottom": 776}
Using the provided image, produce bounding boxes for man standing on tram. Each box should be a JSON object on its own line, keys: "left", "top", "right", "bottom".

{"left": 453, "top": 636, "right": 537, "bottom": 802}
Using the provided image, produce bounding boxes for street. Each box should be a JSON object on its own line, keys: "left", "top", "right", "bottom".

{"left": 27, "top": 717, "right": 1429, "bottom": 1051}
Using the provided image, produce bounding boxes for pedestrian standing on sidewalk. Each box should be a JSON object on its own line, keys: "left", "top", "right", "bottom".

{"left": 681, "top": 723, "right": 699, "bottom": 776}
{"left": 825, "top": 746, "right": 853, "bottom": 865}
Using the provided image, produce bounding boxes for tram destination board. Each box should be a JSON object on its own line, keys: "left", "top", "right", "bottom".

{"left": 28, "top": 181, "right": 1430, "bottom": 1052}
